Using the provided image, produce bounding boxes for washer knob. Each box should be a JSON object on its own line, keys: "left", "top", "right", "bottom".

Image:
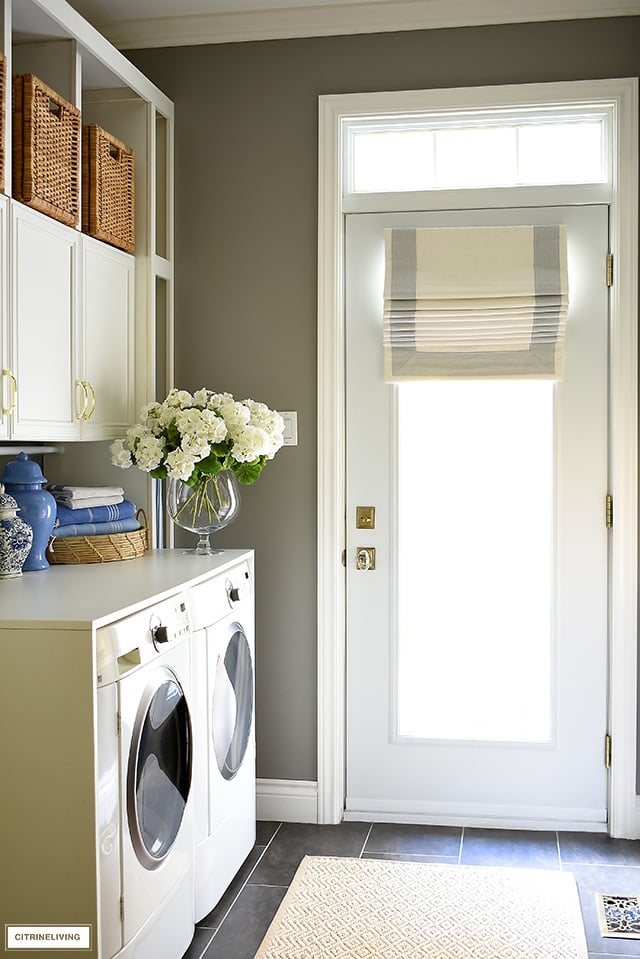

{"left": 152, "top": 623, "right": 169, "bottom": 644}
{"left": 229, "top": 585, "right": 243, "bottom": 603}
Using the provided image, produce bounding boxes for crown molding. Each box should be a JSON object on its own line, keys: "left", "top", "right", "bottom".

{"left": 93, "top": 0, "right": 640, "bottom": 49}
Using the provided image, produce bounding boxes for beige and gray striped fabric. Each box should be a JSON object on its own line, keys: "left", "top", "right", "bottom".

{"left": 383, "top": 224, "right": 568, "bottom": 381}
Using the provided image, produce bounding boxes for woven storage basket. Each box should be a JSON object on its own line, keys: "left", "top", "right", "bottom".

{"left": 13, "top": 73, "right": 81, "bottom": 227}
{"left": 82, "top": 124, "right": 135, "bottom": 253}
{"left": 0, "top": 54, "right": 6, "bottom": 194}
{"left": 46, "top": 510, "right": 148, "bottom": 565}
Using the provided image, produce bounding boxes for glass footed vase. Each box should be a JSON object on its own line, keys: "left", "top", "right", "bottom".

{"left": 167, "top": 470, "right": 241, "bottom": 555}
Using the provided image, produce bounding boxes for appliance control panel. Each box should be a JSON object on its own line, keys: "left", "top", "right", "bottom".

{"left": 96, "top": 592, "right": 191, "bottom": 687}
{"left": 187, "top": 560, "right": 252, "bottom": 631}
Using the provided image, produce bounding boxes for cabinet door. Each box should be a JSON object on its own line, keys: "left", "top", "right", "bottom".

{"left": 0, "top": 197, "right": 10, "bottom": 440}
{"left": 81, "top": 237, "right": 135, "bottom": 439}
{"left": 11, "top": 203, "right": 81, "bottom": 441}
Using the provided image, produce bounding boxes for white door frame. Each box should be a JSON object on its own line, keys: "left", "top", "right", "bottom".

{"left": 317, "top": 78, "right": 639, "bottom": 836}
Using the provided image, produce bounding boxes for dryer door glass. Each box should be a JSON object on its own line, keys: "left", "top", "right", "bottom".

{"left": 213, "top": 628, "right": 254, "bottom": 780}
{"left": 129, "top": 672, "right": 192, "bottom": 869}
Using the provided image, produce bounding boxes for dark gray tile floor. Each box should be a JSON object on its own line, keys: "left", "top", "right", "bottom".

{"left": 182, "top": 822, "right": 640, "bottom": 959}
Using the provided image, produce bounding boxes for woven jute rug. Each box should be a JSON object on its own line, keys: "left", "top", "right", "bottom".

{"left": 254, "top": 856, "right": 588, "bottom": 959}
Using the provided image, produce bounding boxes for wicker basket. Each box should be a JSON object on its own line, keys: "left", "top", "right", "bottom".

{"left": 46, "top": 510, "right": 148, "bottom": 565}
{"left": 0, "top": 54, "right": 6, "bottom": 195}
{"left": 13, "top": 73, "right": 81, "bottom": 227}
{"left": 82, "top": 124, "right": 135, "bottom": 253}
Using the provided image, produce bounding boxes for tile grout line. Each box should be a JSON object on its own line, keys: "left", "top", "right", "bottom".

{"left": 204, "top": 822, "right": 285, "bottom": 943}
{"left": 190, "top": 928, "right": 216, "bottom": 959}
{"left": 555, "top": 830, "right": 563, "bottom": 871}
{"left": 359, "top": 823, "right": 374, "bottom": 858}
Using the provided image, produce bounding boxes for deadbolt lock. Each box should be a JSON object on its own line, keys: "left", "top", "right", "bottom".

{"left": 356, "top": 506, "right": 376, "bottom": 530}
{"left": 356, "top": 547, "right": 376, "bottom": 571}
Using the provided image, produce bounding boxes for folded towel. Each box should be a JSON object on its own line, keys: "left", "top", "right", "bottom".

{"left": 48, "top": 486, "right": 125, "bottom": 498}
{"left": 54, "top": 499, "right": 137, "bottom": 528}
{"left": 50, "top": 493, "right": 124, "bottom": 509}
{"left": 50, "top": 517, "right": 141, "bottom": 539}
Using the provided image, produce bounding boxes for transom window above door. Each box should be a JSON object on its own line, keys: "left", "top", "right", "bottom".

{"left": 346, "top": 109, "right": 610, "bottom": 194}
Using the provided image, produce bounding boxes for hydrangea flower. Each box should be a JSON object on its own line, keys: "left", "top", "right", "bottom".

{"left": 110, "top": 387, "right": 285, "bottom": 487}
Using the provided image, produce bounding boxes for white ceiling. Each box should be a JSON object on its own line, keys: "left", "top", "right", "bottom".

{"left": 65, "top": 0, "right": 640, "bottom": 49}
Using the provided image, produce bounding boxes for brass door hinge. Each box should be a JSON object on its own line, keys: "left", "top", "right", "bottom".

{"left": 606, "top": 494, "right": 613, "bottom": 529}
{"left": 341, "top": 549, "right": 346, "bottom": 567}
{"left": 606, "top": 253, "right": 614, "bottom": 288}
{"left": 605, "top": 733, "right": 612, "bottom": 769}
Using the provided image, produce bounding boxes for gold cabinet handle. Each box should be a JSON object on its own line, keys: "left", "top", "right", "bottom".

{"left": 75, "top": 380, "right": 89, "bottom": 420}
{"left": 2, "top": 369, "right": 17, "bottom": 415}
{"left": 85, "top": 381, "right": 96, "bottom": 420}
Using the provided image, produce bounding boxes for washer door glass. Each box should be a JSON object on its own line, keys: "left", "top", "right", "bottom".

{"left": 128, "top": 669, "right": 192, "bottom": 869}
{"left": 212, "top": 628, "right": 254, "bottom": 781}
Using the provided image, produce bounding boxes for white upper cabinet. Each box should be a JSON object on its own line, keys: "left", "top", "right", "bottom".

{"left": 80, "top": 236, "right": 135, "bottom": 439}
{"left": 0, "top": 0, "right": 174, "bottom": 441}
{"left": 10, "top": 203, "right": 80, "bottom": 441}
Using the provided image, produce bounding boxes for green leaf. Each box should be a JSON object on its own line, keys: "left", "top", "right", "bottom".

{"left": 197, "top": 453, "right": 224, "bottom": 476}
{"left": 233, "top": 457, "right": 266, "bottom": 485}
{"left": 150, "top": 466, "right": 168, "bottom": 480}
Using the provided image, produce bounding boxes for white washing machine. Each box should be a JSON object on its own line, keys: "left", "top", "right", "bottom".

{"left": 95, "top": 592, "right": 195, "bottom": 959}
{"left": 188, "top": 554, "right": 256, "bottom": 922}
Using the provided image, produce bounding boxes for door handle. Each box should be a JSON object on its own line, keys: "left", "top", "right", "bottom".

{"left": 356, "top": 547, "right": 376, "bottom": 571}
{"left": 75, "top": 380, "right": 89, "bottom": 420}
{"left": 2, "top": 369, "right": 17, "bottom": 415}
{"left": 85, "top": 381, "right": 96, "bottom": 419}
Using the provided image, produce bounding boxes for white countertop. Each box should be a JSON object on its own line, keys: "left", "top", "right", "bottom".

{"left": 0, "top": 548, "right": 253, "bottom": 629}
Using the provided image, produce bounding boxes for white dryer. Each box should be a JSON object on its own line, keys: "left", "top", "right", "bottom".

{"left": 188, "top": 553, "right": 256, "bottom": 922}
{"left": 96, "top": 592, "right": 195, "bottom": 959}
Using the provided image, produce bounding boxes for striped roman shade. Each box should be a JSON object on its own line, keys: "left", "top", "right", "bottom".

{"left": 383, "top": 225, "right": 569, "bottom": 381}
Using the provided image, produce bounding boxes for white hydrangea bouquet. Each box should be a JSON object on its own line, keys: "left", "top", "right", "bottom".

{"left": 110, "top": 388, "right": 285, "bottom": 545}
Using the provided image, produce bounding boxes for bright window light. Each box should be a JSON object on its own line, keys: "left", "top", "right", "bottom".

{"left": 352, "top": 130, "right": 435, "bottom": 193}
{"left": 518, "top": 122, "right": 605, "bottom": 184}
{"left": 349, "top": 115, "right": 607, "bottom": 193}
{"left": 396, "top": 380, "right": 553, "bottom": 743}
{"left": 435, "top": 126, "right": 517, "bottom": 188}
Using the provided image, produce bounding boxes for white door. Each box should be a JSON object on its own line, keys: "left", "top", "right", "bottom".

{"left": 345, "top": 205, "right": 609, "bottom": 830}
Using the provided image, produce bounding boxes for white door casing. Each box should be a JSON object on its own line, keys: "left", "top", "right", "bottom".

{"left": 317, "top": 78, "right": 639, "bottom": 835}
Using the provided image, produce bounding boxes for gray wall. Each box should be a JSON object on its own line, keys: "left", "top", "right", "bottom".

{"left": 130, "top": 17, "right": 640, "bottom": 784}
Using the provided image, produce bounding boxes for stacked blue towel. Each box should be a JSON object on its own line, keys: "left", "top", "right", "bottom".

{"left": 54, "top": 499, "right": 137, "bottom": 528}
{"left": 49, "top": 492, "right": 140, "bottom": 539}
{"left": 52, "top": 517, "right": 141, "bottom": 538}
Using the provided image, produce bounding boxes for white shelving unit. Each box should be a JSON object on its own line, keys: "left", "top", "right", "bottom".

{"left": 0, "top": 0, "right": 174, "bottom": 544}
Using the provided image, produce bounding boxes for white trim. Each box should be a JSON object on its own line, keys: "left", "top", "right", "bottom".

{"left": 90, "top": 0, "right": 640, "bottom": 49}
{"left": 317, "top": 78, "right": 639, "bottom": 836}
{"left": 256, "top": 778, "right": 318, "bottom": 823}
{"left": 606, "top": 77, "right": 639, "bottom": 838}
{"left": 25, "top": 0, "right": 172, "bottom": 111}
{"left": 344, "top": 799, "right": 608, "bottom": 832}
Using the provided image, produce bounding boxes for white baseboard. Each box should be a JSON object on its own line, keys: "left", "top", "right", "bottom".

{"left": 257, "top": 779, "right": 318, "bottom": 823}
{"left": 344, "top": 797, "right": 608, "bottom": 832}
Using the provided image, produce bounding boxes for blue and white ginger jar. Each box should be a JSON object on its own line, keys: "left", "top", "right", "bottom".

{"left": 0, "top": 484, "right": 33, "bottom": 579}
{"left": 0, "top": 452, "right": 56, "bottom": 570}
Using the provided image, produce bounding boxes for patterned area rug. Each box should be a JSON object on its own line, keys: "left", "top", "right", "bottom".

{"left": 255, "top": 856, "right": 588, "bottom": 959}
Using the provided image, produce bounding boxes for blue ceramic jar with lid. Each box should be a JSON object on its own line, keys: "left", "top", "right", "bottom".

{"left": 1, "top": 453, "right": 56, "bottom": 570}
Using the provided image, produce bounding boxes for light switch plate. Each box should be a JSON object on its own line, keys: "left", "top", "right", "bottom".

{"left": 280, "top": 411, "right": 298, "bottom": 446}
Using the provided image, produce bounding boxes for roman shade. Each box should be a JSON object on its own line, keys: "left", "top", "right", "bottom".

{"left": 383, "top": 224, "right": 568, "bottom": 381}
